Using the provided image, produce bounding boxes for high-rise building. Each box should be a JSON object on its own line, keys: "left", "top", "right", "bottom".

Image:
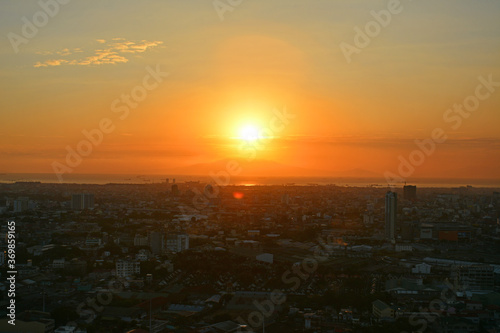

{"left": 171, "top": 184, "right": 179, "bottom": 196}
{"left": 71, "top": 193, "right": 94, "bottom": 210}
{"left": 385, "top": 192, "right": 397, "bottom": 241}
{"left": 149, "top": 231, "right": 164, "bottom": 255}
{"left": 403, "top": 185, "right": 417, "bottom": 200}
{"left": 166, "top": 233, "right": 189, "bottom": 253}
{"left": 281, "top": 193, "right": 290, "bottom": 204}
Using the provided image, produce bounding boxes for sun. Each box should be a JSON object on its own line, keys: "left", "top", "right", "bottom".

{"left": 239, "top": 124, "right": 261, "bottom": 142}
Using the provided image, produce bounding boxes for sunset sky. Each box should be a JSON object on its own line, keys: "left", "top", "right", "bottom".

{"left": 1, "top": 0, "right": 499, "bottom": 180}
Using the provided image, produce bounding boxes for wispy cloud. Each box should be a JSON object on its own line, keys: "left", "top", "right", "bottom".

{"left": 34, "top": 39, "right": 163, "bottom": 68}
{"left": 35, "top": 47, "right": 84, "bottom": 56}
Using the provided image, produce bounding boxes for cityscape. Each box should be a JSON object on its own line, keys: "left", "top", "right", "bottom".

{"left": 0, "top": 180, "right": 499, "bottom": 332}
{"left": 1, "top": 0, "right": 500, "bottom": 332}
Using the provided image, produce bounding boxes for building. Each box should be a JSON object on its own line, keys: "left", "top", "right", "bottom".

{"left": 85, "top": 238, "right": 102, "bottom": 247}
{"left": 171, "top": 184, "right": 179, "bottom": 196}
{"left": 395, "top": 244, "right": 412, "bottom": 252}
{"left": 256, "top": 253, "right": 274, "bottom": 264}
{"left": 412, "top": 263, "right": 431, "bottom": 274}
{"left": 439, "top": 317, "right": 479, "bottom": 333}
{"left": 281, "top": 193, "right": 290, "bottom": 204}
{"left": 52, "top": 258, "right": 65, "bottom": 269}
{"left": 116, "top": 260, "right": 140, "bottom": 278}
{"left": 403, "top": 185, "right": 417, "bottom": 200}
{"left": 458, "top": 265, "right": 494, "bottom": 291}
{"left": 165, "top": 233, "right": 189, "bottom": 253}
{"left": 438, "top": 225, "right": 474, "bottom": 241}
{"left": 420, "top": 224, "right": 434, "bottom": 240}
{"left": 363, "top": 214, "right": 374, "bottom": 225}
{"left": 248, "top": 230, "right": 260, "bottom": 237}
{"left": 134, "top": 234, "right": 149, "bottom": 247}
{"left": 385, "top": 192, "right": 397, "bottom": 241}
{"left": 71, "top": 193, "right": 94, "bottom": 210}
{"left": 206, "top": 320, "right": 241, "bottom": 333}
{"left": 372, "top": 299, "right": 394, "bottom": 319}
{"left": 401, "top": 221, "right": 418, "bottom": 241}
{"left": 54, "top": 326, "right": 87, "bottom": 333}
{"left": 149, "top": 231, "right": 164, "bottom": 255}
{"left": 64, "top": 259, "right": 87, "bottom": 275}
{"left": 135, "top": 249, "right": 149, "bottom": 261}
{"left": 13, "top": 197, "right": 30, "bottom": 213}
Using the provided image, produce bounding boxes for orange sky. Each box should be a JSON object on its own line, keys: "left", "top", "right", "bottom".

{"left": 1, "top": 0, "right": 499, "bottom": 180}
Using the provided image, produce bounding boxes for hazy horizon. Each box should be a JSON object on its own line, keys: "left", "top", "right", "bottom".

{"left": 2, "top": 172, "right": 500, "bottom": 188}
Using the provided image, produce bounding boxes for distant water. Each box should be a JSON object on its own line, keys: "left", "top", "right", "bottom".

{"left": 0, "top": 173, "right": 499, "bottom": 188}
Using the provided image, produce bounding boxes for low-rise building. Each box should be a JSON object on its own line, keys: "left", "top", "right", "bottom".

{"left": 372, "top": 299, "right": 394, "bottom": 319}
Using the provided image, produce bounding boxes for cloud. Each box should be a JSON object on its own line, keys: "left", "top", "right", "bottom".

{"left": 56, "top": 48, "right": 72, "bottom": 56}
{"left": 35, "top": 47, "right": 82, "bottom": 57}
{"left": 34, "top": 38, "right": 163, "bottom": 68}
{"left": 34, "top": 59, "right": 68, "bottom": 68}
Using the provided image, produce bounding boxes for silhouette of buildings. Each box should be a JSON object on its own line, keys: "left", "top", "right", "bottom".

{"left": 385, "top": 191, "right": 397, "bottom": 241}
{"left": 404, "top": 185, "right": 417, "bottom": 201}
{"left": 71, "top": 193, "right": 94, "bottom": 210}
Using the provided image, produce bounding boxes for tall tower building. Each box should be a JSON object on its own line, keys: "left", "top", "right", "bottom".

{"left": 171, "top": 184, "right": 179, "bottom": 196}
{"left": 403, "top": 185, "right": 417, "bottom": 201}
{"left": 385, "top": 192, "right": 397, "bottom": 241}
{"left": 149, "top": 231, "right": 164, "bottom": 255}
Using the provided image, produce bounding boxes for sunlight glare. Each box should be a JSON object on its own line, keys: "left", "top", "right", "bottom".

{"left": 239, "top": 125, "right": 260, "bottom": 142}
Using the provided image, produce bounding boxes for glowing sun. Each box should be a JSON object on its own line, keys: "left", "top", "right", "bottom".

{"left": 239, "top": 125, "right": 261, "bottom": 142}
